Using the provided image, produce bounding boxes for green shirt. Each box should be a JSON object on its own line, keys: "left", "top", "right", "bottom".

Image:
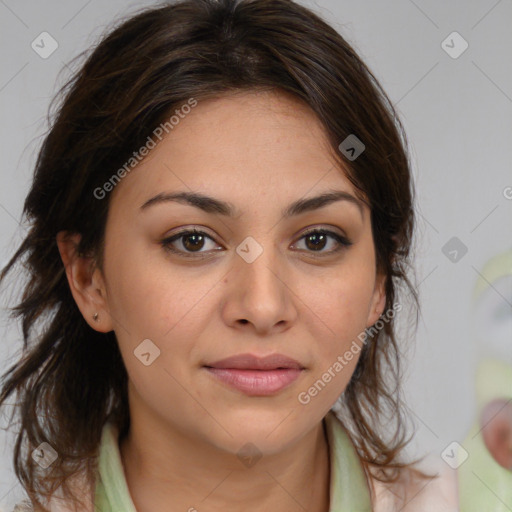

{"left": 94, "top": 410, "right": 373, "bottom": 511}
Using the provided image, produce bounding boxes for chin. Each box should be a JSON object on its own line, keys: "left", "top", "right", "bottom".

{"left": 212, "top": 407, "right": 312, "bottom": 449}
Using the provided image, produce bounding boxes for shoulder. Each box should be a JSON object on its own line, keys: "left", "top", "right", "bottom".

{"left": 369, "top": 455, "right": 460, "bottom": 512}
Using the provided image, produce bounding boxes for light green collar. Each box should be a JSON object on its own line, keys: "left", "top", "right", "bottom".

{"left": 324, "top": 411, "right": 372, "bottom": 511}
{"left": 94, "top": 411, "right": 372, "bottom": 511}
{"left": 95, "top": 422, "right": 137, "bottom": 512}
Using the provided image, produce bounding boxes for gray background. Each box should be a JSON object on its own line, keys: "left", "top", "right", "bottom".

{"left": 0, "top": 0, "right": 511, "bottom": 508}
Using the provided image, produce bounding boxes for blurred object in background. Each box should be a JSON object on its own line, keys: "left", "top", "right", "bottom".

{"left": 458, "top": 249, "right": 512, "bottom": 511}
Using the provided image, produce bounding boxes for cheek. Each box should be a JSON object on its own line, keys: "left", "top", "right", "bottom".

{"left": 310, "top": 258, "right": 375, "bottom": 342}
{"left": 104, "top": 241, "right": 217, "bottom": 341}
{"left": 297, "top": 252, "right": 376, "bottom": 403}
{"left": 103, "top": 251, "right": 215, "bottom": 417}
{"left": 312, "top": 285, "right": 369, "bottom": 377}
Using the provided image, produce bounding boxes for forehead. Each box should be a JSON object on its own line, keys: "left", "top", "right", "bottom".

{"left": 109, "top": 90, "right": 358, "bottom": 211}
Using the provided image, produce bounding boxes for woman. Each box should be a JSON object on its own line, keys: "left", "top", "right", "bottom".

{"left": 0, "top": 0, "right": 458, "bottom": 510}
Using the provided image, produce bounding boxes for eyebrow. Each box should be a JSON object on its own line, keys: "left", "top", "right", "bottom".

{"left": 139, "top": 189, "right": 365, "bottom": 219}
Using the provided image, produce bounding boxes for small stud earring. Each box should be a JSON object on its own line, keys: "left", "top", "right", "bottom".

{"left": 92, "top": 312, "right": 99, "bottom": 322}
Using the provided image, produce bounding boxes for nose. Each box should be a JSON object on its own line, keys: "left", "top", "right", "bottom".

{"left": 220, "top": 236, "right": 298, "bottom": 336}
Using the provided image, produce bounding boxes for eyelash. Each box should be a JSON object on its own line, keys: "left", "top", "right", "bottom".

{"left": 160, "top": 227, "right": 353, "bottom": 259}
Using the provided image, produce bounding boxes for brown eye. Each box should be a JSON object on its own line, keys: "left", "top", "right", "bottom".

{"left": 161, "top": 229, "right": 221, "bottom": 257}
{"left": 294, "top": 228, "right": 352, "bottom": 255}
{"left": 304, "top": 232, "right": 328, "bottom": 251}
{"left": 181, "top": 232, "right": 206, "bottom": 251}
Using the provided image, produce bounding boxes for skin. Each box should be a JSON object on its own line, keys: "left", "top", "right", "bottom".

{"left": 57, "top": 90, "right": 386, "bottom": 512}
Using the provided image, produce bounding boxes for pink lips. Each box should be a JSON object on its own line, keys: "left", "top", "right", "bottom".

{"left": 204, "top": 353, "right": 304, "bottom": 396}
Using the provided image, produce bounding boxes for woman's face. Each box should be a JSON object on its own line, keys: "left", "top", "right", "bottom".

{"left": 83, "top": 90, "right": 385, "bottom": 455}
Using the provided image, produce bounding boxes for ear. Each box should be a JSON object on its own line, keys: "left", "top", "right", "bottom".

{"left": 56, "top": 231, "right": 113, "bottom": 333}
{"left": 481, "top": 399, "right": 512, "bottom": 471}
{"left": 366, "top": 272, "right": 387, "bottom": 328}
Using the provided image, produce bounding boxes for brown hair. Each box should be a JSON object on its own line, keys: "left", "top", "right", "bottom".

{"left": 0, "top": 0, "right": 420, "bottom": 509}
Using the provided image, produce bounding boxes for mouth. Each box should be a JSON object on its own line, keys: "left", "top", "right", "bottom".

{"left": 203, "top": 353, "right": 305, "bottom": 396}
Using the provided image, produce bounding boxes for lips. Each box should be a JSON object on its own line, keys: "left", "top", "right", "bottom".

{"left": 204, "top": 353, "right": 304, "bottom": 370}
{"left": 203, "top": 353, "right": 305, "bottom": 396}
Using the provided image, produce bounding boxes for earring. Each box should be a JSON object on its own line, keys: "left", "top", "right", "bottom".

{"left": 92, "top": 312, "right": 99, "bottom": 322}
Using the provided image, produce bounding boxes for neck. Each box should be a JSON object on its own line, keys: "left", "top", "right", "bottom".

{"left": 119, "top": 389, "right": 331, "bottom": 512}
